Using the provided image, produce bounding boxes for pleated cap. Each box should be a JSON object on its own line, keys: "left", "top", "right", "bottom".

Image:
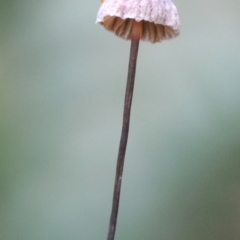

{"left": 96, "top": 0, "right": 180, "bottom": 43}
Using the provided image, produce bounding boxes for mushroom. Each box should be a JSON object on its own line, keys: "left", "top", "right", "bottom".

{"left": 96, "top": 1, "right": 180, "bottom": 240}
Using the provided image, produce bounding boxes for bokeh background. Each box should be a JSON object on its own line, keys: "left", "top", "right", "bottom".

{"left": 1, "top": 0, "right": 240, "bottom": 239}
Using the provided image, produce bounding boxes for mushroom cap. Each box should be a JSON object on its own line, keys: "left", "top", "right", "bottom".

{"left": 96, "top": 0, "right": 180, "bottom": 43}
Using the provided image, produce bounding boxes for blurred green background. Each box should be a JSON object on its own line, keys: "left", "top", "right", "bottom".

{"left": 1, "top": 0, "right": 240, "bottom": 239}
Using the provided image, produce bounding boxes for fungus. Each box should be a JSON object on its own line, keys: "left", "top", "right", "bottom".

{"left": 96, "top": 1, "right": 180, "bottom": 240}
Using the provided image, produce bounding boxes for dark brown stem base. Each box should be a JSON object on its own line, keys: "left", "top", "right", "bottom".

{"left": 107, "top": 35, "right": 140, "bottom": 240}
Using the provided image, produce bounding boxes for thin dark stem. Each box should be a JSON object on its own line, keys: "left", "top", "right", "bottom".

{"left": 107, "top": 35, "right": 140, "bottom": 240}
